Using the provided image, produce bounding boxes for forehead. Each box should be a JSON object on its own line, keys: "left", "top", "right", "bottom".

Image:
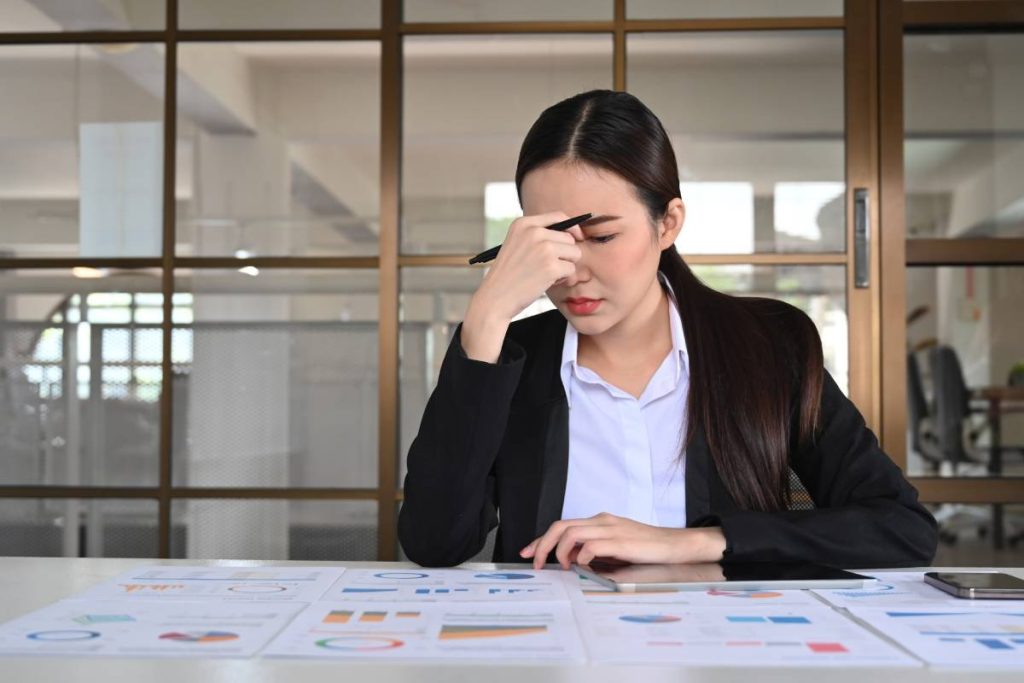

{"left": 520, "top": 161, "right": 642, "bottom": 214}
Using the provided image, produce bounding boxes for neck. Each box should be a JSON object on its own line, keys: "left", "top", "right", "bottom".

{"left": 578, "top": 276, "right": 672, "bottom": 369}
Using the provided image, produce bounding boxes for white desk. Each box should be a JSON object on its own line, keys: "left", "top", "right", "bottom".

{"left": 0, "top": 557, "right": 1021, "bottom": 683}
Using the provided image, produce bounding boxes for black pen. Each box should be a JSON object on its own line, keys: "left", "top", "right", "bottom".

{"left": 468, "top": 212, "right": 593, "bottom": 265}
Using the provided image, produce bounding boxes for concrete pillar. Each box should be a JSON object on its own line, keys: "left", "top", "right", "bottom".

{"left": 185, "top": 131, "right": 292, "bottom": 559}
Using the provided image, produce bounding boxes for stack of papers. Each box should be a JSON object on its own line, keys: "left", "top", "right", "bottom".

{"left": 0, "top": 565, "right": 1021, "bottom": 668}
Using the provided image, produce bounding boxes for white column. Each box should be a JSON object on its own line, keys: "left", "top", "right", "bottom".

{"left": 186, "top": 131, "right": 293, "bottom": 560}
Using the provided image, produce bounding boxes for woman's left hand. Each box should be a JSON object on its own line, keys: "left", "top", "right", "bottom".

{"left": 519, "top": 512, "right": 727, "bottom": 570}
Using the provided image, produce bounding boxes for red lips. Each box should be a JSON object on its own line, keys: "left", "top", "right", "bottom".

{"left": 565, "top": 298, "right": 602, "bottom": 315}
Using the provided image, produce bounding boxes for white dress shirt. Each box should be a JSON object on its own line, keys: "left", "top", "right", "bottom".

{"left": 559, "top": 274, "right": 689, "bottom": 528}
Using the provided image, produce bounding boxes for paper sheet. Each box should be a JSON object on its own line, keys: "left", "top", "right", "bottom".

{"left": 814, "top": 572, "right": 1024, "bottom": 609}
{"left": 263, "top": 601, "right": 585, "bottom": 661}
{"left": 573, "top": 602, "right": 921, "bottom": 667}
{"left": 321, "top": 567, "right": 570, "bottom": 602}
{"left": 850, "top": 607, "right": 1024, "bottom": 668}
{"left": 72, "top": 565, "right": 346, "bottom": 603}
{"left": 0, "top": 599, "right": 302, "bottom": 658}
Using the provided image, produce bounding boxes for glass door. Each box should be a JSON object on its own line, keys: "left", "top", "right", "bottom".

{"left": 879, "top": 0, "right": 1024, "bottom": 563}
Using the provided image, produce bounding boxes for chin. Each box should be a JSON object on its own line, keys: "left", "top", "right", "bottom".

{"left": 563, "top": 312, "right": 612, "bottom": 335}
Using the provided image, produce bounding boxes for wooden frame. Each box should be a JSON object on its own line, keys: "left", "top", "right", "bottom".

{"left": 878, "top": 1, "right": 1024, "bottom": 508}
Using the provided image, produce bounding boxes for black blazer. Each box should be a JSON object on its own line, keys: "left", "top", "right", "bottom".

{"left": 398, "top": 307, "right": 938, "bottom": 569}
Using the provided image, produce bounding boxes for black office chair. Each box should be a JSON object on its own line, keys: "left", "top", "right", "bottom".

{"left": 929, "top": 346, "right": 983, "bottom": 473}
{"left": 929, "top": 345, "right": 1024, "bottom": 548}
{"left": 907, "top": 352, "right": 942, "bottom": 473}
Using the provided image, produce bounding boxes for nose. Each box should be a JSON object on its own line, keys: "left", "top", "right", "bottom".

{"left": 562, "top": 247, "right": 590, "bottom": 288}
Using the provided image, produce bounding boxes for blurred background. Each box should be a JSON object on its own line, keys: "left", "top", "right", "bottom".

{"left": 0, "top": 1, "right": 1021, "bottom": 566}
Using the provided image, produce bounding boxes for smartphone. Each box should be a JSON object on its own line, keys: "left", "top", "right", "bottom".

{"left": 924, "top": 571, "right": 1024, "bottom": 599}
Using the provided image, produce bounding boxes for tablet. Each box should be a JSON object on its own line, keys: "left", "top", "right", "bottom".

{"left": 574, "top": 561, "right": 874, "bottom": 592}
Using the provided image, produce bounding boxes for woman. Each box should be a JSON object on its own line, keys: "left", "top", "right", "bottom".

{"left": 398, "top": 89, "right": 937, "bottom": 570}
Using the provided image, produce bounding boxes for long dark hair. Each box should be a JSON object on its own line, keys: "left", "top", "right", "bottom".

{"left": 515, "top": 89, "right": 824, "bottom": 512}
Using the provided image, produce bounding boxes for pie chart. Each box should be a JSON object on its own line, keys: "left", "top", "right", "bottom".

{"left": 159, "top": 631, "right": 239, "bottom": 643}
{"left": 27, "top": 630, "right": 100, "bottom": 641}
{"left": 619, "top": 614, "right": 681, "bottom": 624}
{"left": 316, "top": 636, "right": 404, "bottom": 651}
{"left": 373, "top": 571, "right": 429, "bottom": 580}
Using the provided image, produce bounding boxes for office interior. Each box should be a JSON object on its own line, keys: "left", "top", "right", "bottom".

{"left": 0, "top": 0, "right": 1022, "bottom": 568}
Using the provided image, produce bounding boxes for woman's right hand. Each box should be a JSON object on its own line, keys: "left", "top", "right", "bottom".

{"left": 460, "top": 212, "right": 583, "bottom": 363}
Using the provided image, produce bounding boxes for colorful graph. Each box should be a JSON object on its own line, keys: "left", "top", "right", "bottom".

{"left": 119, "top": 584, "right": 185, "bottom": 593}
{"left": 886, "top": 611, "right": 1024, "bottom": 651}
{"left": 323, "top": 610, "right": 353, "bottom": 624}
{"left": 707, "top": 589, "right": 784, "bottom": 599}
{"left": 619, "top": 615, "right": 682, "bottom": 624}
{"left": 473, "top": 573, "right": 533, "bottom": 581}
{"left": 323, "top": 609, "right": 422, "bottom": 624}
{"left": 439, "top": 624, "right": 547, "bottom": 640}
{"left": 316, "top": 636, "right": 404, "bottom": 651}
{"left": 159, "top": 631, "right": 239, "bottom": 643}
{"left": 831, "top": 584, "right": 898, "bottom": 599}
{"left": 72, "top": 614, "right": 135, "bottom": 625}
{"left": 27, "top": 630, "right": 100, "bottom": 641}
{"left": 726, "top": 615, "right": 811, "bottom": 624}
{"left": 646, "top": 640, "right": 849, "bottom": 654}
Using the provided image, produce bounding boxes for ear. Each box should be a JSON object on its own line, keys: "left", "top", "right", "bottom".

{"left": 657, "top": 198, "right": 685, "bottom": 250}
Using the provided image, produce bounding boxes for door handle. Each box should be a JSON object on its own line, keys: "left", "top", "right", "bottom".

{"left": 854, "top": 188, "right": 870, "bottom": 289}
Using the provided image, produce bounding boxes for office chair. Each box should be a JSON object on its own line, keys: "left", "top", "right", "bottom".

{"left": 907, "top": 352, "right": 943, "bottom": 473}
{"left": 1005, "top": 365, "right": 1024, "bottom": 548}
{"left": 930, "top": 345, "right": 1024, "bottom": 548}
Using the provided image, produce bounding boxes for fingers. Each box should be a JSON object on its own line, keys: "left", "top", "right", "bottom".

{"left": 540, "top": 240, "right": 582, "bottom": 263}
{"left": 508, "top": 212, "right": 570, "bottom": 235}
{"left": 519, "top": 537, "right": 538, "bottom": 559}
{"left": 526, "top": 514, "right": 615, "bottom": 570}
{"left": 564, "top": 225, "right": 585, "bottom": 243}
{"left": 576, "top": 540, "right": 616, "bottom": 567}
{"left": 553, "top": 525, "right": 605, "bottom": 570}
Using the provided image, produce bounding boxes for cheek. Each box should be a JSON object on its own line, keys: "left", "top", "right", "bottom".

{"left": 604, "top": 234, "right": 657, "bottom": 278}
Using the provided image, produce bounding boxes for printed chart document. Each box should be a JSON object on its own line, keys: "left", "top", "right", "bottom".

{"left": 573, "top": 602, "right": 920, "bottom": 667}
{"left": 0, "top": 599, "right": 302, "bottom": 658}
{"left": 814, "top": 572, "right": 1024, "bottom": 609}
{"left": 72, "top": 565, "right": 346, "bottom": 603}
{"left": 850, "top": 607, "right": 1024, "bottom": 668}
{"left": 263, "top": 601, "right": 585, "bottom": 662}
{"left": 568, "top": 572, "right": 825, "bottom": 607}
{"left": 321, "top": 567, "right": 570, "bottom": 603}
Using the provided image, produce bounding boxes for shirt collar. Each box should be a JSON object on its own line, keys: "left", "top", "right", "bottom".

{"left": 560, "top": 271, "right": 688, "bottom": 409}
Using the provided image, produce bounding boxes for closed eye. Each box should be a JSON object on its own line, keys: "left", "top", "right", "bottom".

{"left": 589, "top": 234, "right": 617, "bottom": 244}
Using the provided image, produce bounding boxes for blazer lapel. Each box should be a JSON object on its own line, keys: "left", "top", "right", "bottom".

{"left": 516, "top": 312, "right": 571, "bottom": 538}
{"left": 534, "top": 399, "right": 569, "bottom": 536}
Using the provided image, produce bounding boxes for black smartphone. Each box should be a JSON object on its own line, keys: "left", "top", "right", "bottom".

{"left": 924, "top": 571, "right": 1024, "bottom": 599}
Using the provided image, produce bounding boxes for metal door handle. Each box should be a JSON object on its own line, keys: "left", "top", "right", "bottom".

{"left": 854, "top": 188, "right": 870, "bottom": 289}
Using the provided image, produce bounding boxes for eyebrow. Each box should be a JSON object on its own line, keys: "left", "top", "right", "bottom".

{"left": 580, "top": 214, "right": 620, "bottom": 228}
